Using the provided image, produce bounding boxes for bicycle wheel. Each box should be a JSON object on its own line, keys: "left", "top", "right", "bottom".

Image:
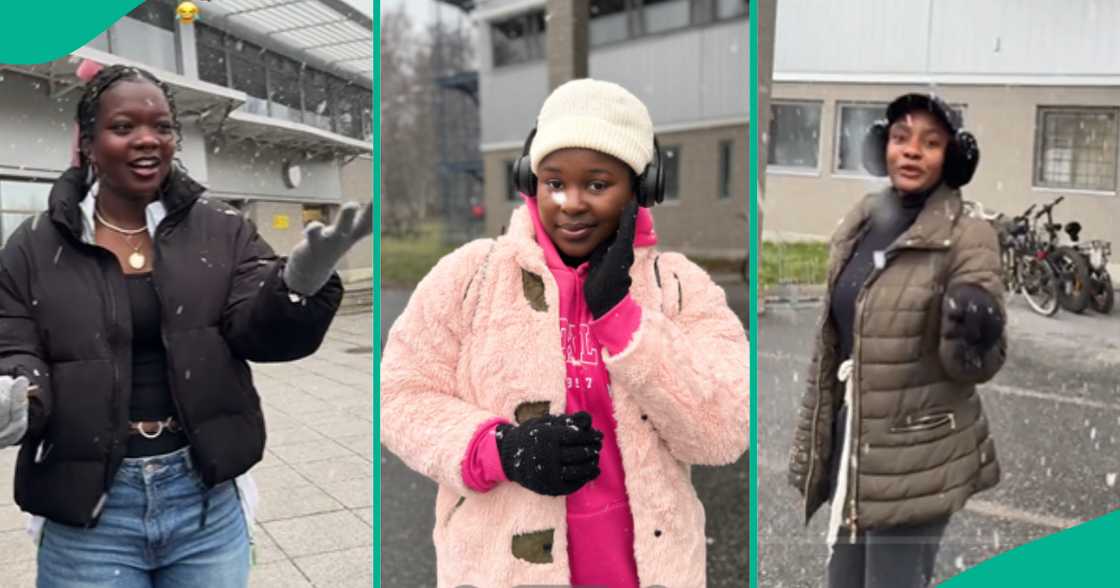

{"left": 1020, "top": 256, "right": 1060, "bottom": 316}
{"left": 1053, "top": 246, "right": 1092, "bottom": 313}
{"left": 1090, "top": 269, "right": 1114, "bottom": 314}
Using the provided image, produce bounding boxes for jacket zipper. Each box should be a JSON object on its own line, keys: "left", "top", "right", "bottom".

{"left": 845, "top": 235, "right": 949, "bottom": 538}
{"left": 847, "top": 286, "right": 870, "bottom": 538}
{"left": 92, "top": 249, "right": 120, "bottom": 523}
{"left": 890, "top": 411, "right": 956, "bottom": 434}
{"left": 150, "top": 220, "right": 196, "bottom": 459}
{"left": 846, "top": 239, "right": 902, "bottom": 537}
{"left": 803, "top": 233, "right": 858, "bottom": 519}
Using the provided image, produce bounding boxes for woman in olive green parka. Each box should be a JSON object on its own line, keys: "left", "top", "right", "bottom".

{"left": 788, "top": 93, "right": 1006, "bottom": 588}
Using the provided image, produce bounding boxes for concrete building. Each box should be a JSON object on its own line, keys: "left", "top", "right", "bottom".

{"left": 474, "top": 0, "right": 750, "bottom": 260}
{"left": 0, "top": 0, "right": 372, "bottom": 280}
{"left": 765, "top": 0, "right": 1120, "bottom": 277}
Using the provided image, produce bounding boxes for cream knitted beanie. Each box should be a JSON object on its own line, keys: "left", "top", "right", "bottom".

{"left": 529, "top": 78, "right": 654, "bottom": 176}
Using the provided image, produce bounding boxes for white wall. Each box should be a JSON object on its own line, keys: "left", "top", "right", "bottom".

{"left": 203, "top": 139, "right": 343, "bottom": 203}
{"left": 0, "top": 73, "right": 78, "bottom": 176}
{"left": 776, "top": 0, "right": 1120, "bottom": 79}
{"left": 480, "top": 18, "right": 749, "bottom": 147}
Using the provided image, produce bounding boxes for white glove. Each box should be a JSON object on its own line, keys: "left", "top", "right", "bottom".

{"left": 0, "top": 376, "right": 30, "bottom": 447}
{"left": 282, "top": 202, "right": 373, "bottom": 296}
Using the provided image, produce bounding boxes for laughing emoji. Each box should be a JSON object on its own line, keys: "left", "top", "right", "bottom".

{"left": 176, "top": 1, "right": 199, "bottom": 24}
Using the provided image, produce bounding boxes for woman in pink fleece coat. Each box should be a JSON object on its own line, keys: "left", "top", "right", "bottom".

{"left": 380, "top": 79, "right": 749, "bottom": 587}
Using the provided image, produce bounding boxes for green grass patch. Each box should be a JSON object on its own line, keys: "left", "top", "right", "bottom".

{"left": 381, "top": 222, "right": 457, "bottom": 288}
{"left": 760, "top": 241, "right": 829, "bottom": 288}
{"left": 689, "top": 257, "right": 746, "bottom": 278}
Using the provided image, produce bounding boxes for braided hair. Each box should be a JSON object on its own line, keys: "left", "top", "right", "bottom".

{"left": 75, "top": 64, "right": 183, "bottom": 173}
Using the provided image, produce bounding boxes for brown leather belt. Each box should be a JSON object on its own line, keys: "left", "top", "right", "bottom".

{"left": 129, "top": 417, "right": 182, "bottom": 439}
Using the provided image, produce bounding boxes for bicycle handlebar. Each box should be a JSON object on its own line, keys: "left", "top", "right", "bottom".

{"left": 1034, "top": 196, "right": 1065, "bottom": 219}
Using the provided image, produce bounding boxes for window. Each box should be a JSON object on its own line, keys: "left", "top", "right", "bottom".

{"left": 690, "top": 0, "right": 748, "bottom": 25}
{"left": 1035, "top": 107, "right": 1119, "bottom": 192}
{"left": 332, "top": 83, "right": 371, "bottom": 141}
{"left": 663, "top": 145, "right": 681, "bottom": 201}
{"left": 590, "top": 0, "right": 630, "bottom": 45}
{"left": 768, "top": 101, "right": 821, "bottom": 170}
{"left": 715, "top": 0, "right": 749, "bottom": 19}
{"left": 197, "top": 45, "right": 229, "bottom": 87}
{"left": 834, "top": 102, "right": 885, "bottom": 174}
{"left": 196, "top": 23, "right": 225, "bottom": 48}
{"left": 504, "top": 159, "right": 520, "bottom": 201}
{"left": 195, "top": 24, "right": 227, "bottom": 86}
{"left": 302, "top": 69, "right": 332, "bottom": 132}
{"left": 491, "top": 11, "right": 547, "bottom": 67}
{"left": 718, "top": 140, "right": 733, "bottom": 199}
{"left": 229, "top": 39, "right": 267, "bottom": 113}
{"left": 126, "top": 2, "right": 176, "bottom": 32}
{"left": 586, "top": 0, "right": 745, "bottom": 46}
{"left": 267, "top": 53, "right": 303, "bottom": 123}
{"left": 0, "top": 180, "right": 50, "bottom": 246}
{"left": 641, "top": 0, "right": 690, "bottom": 35}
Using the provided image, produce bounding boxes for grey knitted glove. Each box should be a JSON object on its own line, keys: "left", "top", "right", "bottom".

{"left": 0, "top": 376, "right": 30, "bottom": 447}
{"left": 283, "top": 202, "right": 373, "bottom": 296}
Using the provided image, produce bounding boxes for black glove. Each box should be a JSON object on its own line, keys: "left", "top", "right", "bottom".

{"left": 943, "top": 284, "right": 1004, "bottom": 353}
{"left": 496, "top": 411, "right": 603, "bottom": 496}
{"left": 584, "top": 199, "right": 639, "bottom": 319}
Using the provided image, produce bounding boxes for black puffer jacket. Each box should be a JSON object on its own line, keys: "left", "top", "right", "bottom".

{"left": 0, "top": 167, "right": 342, "bottom": 526}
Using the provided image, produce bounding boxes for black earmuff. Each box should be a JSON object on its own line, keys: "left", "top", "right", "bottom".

{"left": 511, "top": 126, "right": 665, "bottom": 207}
{"left": 861, "top": 119, "right": 890, "bottom": 177}
{"left": 861, "top": 95, "right": 981, "bottom": 189}
{"left": 512, "top": 127, "right": 538, "bottom": 197}
{"left": 640, "top": 137, "right": 665, "bottom": 207}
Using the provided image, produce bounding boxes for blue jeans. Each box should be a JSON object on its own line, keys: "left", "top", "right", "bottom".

{"left": 36, "top": 447, "right": 251, "bottom": 588}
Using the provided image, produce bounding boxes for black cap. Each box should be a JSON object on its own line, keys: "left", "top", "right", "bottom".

{"left": 885, "top": 93, "right": 960, "bottom": 134}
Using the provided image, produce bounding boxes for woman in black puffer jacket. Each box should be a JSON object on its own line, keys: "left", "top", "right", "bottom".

{"left": 0, "top": 64, "right": 369, "bottom": 587}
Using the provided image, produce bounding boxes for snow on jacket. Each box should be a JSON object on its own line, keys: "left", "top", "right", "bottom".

{"left": 380, "top": 203, "right": 750, "bottom": 587}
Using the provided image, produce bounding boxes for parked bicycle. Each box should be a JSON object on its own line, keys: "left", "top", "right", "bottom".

{"left": 965, "top": 200, "right": 1061, "bottom": 316}
{"left": 1061, "top": 221, "right": 1114, "bottom": 314}
{"left": 1032, "top": 197, "right": 1093, "bottom": 313}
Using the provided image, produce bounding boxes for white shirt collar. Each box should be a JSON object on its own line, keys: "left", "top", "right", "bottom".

{"left": 79, "top": 181, "right": 168, "bottom": 244}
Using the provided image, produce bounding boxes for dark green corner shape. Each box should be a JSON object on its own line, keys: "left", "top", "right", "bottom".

{"left": 0, "top": 1, "right": 143, "bottom": 65}
{"left": 944, "top": 509, "right": 1120, "bottom": 585}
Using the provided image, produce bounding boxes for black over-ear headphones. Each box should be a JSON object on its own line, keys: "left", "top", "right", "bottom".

{"left": 861, "top": 93, "right": 980, "bottom": 189}
{"left": 511, "top": 126, "right": 666, "bottom": 207}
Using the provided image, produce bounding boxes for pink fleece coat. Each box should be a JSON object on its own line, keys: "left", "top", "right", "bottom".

{"left": 380, "top": 204, "right": 750, "bottom": 587}
{"left": 461, "top": 195, "right": 656, "bottom": 587}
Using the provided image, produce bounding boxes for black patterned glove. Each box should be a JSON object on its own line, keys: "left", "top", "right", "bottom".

{"left": 496, "top": 412, "right": 603, "bottom": 496}
{"left": 584, "top": 199, "right": 639, "bottom": 319}
{"left": 943, "top": 284, "right": 1004, "bottom": 353}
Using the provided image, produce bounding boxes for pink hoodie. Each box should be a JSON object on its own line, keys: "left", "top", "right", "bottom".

{"left": 461, "top": 196, "right": 658, "bottom": 588}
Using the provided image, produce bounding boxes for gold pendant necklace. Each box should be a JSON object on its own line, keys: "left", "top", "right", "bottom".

{"left": 95, "top": 207, "right": 148, "bottom": 270}
{"left": 123, "top": 233, "right": 147, "bottom": 270}
{"left": 128, "top": 250, "right": 147, "bottom": 270}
